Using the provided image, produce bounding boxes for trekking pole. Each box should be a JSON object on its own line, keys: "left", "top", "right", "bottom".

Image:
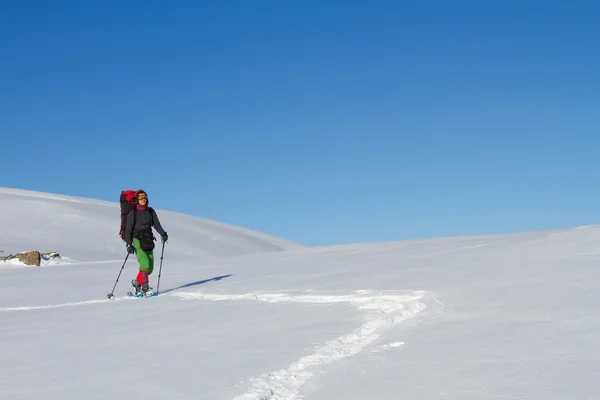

{"left": 107, "top": 253, "right": 130, "bottom": 300}
{"left": 156, "top": 240, "right": 166, "bottom": 295}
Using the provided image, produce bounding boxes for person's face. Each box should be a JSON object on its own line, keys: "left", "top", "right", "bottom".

{"left": 138, "top": 195, "right": 147, "bottom": 205}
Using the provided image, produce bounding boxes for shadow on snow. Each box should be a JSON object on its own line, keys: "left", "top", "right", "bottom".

{"left": 159, "top": 274, "right": 234, "bottom": 295}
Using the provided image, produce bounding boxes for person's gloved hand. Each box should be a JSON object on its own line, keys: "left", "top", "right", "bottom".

{"left": 161, "top": 232, "right": 168, "bottom": 243}
{"left": 127, "top": 244, "right": 135, "bottom": 254}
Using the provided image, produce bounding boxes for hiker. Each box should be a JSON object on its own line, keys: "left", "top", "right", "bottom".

{"left": 123, "top": 190, "right": 168, "bottom": 296}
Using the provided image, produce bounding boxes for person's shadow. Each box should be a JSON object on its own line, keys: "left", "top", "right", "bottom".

{"left": 159, "top": 274, "right": 234, "bottom": 295}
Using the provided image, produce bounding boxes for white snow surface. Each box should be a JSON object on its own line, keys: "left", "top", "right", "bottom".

{"left": 0, "top": 187, "right": 305, "bottom": 262}
{"left": 1, "top": 188, "right": 600, "bottom": 399}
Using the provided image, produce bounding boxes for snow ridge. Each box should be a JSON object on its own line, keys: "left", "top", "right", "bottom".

{"left": 175, "top": 289, "right": 426, "bottom": 399}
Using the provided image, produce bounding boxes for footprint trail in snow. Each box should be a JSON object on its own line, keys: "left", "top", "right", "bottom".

{"left": 175, "top": 289, "right": 427, "bottom": 400}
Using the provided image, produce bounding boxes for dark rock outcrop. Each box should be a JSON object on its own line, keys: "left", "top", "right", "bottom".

{"left": 15, "top": 251, "right": 41, "bottom": 266}
{"left": 0, "top": 251, "right": 61, "bottom": 266}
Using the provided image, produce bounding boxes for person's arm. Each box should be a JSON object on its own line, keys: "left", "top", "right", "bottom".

{"left": 152, "top": 208, "right": 168, "bottom": 240}
{"left": 125, "top": 210, "right": 135, "bottom": 245}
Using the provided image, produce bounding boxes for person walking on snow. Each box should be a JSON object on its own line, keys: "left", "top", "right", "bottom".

{"left": 124, "top": 190, "right": 168, "bottom": 296}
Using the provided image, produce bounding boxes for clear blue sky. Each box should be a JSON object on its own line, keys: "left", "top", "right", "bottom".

{"left": 1, "top": 1, "right": 599, "bottom": 246}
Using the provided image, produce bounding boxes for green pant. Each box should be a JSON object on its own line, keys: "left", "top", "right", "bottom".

{"left": 133, "top": 237, "right": 154, "bottom": 274}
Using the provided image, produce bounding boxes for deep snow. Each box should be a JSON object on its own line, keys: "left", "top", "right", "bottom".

{"left": 1, "top": 188, "right": 599, "bottom": 399}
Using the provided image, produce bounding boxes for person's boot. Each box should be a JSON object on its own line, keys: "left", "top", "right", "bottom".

{"left": 131, "top": 280, "right": 142, "bottom": 296}
{"left": 142, "top": 283, "right": 154, "bottom": 296}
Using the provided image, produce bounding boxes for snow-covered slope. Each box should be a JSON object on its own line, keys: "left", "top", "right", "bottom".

{"left": 0, "top": 187, "right": 305, "bottom": 263}
{"left": 1, "top": 188, "right": 599, "bottom": 399}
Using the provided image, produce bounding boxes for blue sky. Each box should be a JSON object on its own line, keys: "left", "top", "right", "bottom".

{"left": 1, "top": 0, "right": 599, "bottom": 246}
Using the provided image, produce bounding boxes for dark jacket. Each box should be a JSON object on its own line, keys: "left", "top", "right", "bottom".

{"left": 124, "top": 207, "right": 166, "bottom": 245}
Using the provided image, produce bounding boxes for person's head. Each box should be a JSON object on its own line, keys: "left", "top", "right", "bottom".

{"left": 137, "top": 190, "right": 148, "bottom": 206}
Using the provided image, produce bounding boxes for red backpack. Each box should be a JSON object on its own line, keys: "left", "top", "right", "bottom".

{"left": 119, "top": 190, "right": 138, "bottom": 241}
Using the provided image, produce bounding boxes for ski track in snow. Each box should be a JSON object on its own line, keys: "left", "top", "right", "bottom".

{"left": 174, "top": 289, "right": 427, "bottom": 400}
{"left": 0, "top": 296, "right": 132, "bottom": 312}
{"left": 0, "top": 288, "right": 427, "bottom": 400}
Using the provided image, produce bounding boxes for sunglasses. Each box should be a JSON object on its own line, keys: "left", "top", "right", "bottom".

{"left": 138, "top": 195, "right": 147, "bottom": 200}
